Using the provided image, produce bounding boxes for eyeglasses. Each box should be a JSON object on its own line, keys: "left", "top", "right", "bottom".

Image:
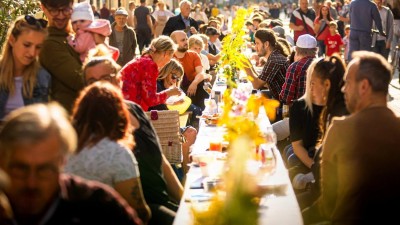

{"left": 25, "top": 15, "right": 48, "bottom": 28}
{"left": 46, "top": 6, "right": 73, "bottom": 17}
{"left": 86, "top": 74, "right": 116, "bottom": 85}
{"left": 171, "top": 73, "right": 181, "bottom": 82}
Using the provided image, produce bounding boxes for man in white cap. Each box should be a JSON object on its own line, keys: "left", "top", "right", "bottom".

{"left": 109, "top": 8, "right": 138, "bottom": 67}
{"left": 279, "top": 34, "right": 317, "bottom": 106}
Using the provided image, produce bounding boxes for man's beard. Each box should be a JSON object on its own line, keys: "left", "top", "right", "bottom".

{"left": 177, "top": 46, "right": 188, "bottom": 52}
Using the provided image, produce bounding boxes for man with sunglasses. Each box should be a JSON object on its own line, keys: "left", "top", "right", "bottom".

{"left": 39, "top": 0, "right": 85, "bottom": 113}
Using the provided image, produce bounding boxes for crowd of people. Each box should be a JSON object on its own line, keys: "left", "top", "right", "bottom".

{"left": 0, "top": 0, "right": 400, "bottom": 224}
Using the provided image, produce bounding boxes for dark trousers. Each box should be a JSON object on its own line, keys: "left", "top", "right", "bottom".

{"left": 135, "top": 27, "right": 152, "bottom": 54}
{"left": 349, "top": 30, "right": 372, "bottom": 60}
{"left": 372, "top": 40, "right": 390, "bottom": 60}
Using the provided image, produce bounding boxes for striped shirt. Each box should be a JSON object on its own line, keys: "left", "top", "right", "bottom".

{"left": 258, "top": 49, "right": 289, "bottom": 100}
{"left": 280, "top": 56, "right": 315, "bottom": 105}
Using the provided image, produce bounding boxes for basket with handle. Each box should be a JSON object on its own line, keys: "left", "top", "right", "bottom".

{"left": 145, "top": 110, "right": 182, "bottom": 164}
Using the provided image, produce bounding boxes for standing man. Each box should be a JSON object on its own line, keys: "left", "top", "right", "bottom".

{"left": 39, "top": 0, "right": 84, "bottom": 112}
{"left": 302, "top": 51, "right": 400, "bottom": 224}
{"left": 100, "top": 3, "right": 110, "bottom": 19}
{"left": 170, "top": 31, "right": 211, "bottom": 110}
{"left": 109, "top": 8, "right": 138, "bottom": 67}
{"left": 372, "top": 0, "right": 394, "bottom": 60}
{"left": 163, "top": 0, "right": 199, "bottom": 37}
{"left": 348, "top": 0, "right": 385, "bottom": 60}
{"left": 134, "top": 0, "right": 154, "bottom": 54}
{"left": 0, "top": 103, "right": 143, "bottom": 225}
{"left": 289, "top": 0, "right": 316, "bottom": 43}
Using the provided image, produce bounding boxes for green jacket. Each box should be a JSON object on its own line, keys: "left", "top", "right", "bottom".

{"left": 39, "top": 27, "right": 84, "bottom": 112}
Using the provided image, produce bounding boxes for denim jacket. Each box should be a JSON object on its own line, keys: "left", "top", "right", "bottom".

{"left": 0, "top": 68, "right": 51, "bottom": 119}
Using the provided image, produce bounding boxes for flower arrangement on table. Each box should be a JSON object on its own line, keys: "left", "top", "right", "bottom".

{"left": 191, "top": 7, "right": 280, "bottom": 225}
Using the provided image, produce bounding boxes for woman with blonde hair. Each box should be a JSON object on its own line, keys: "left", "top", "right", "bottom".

{"left": 121, "top": 35, "right": 181, "bottom": 111}
{"left": 0, "top": 15, "right": 50, "bottom": 119}
{"left": 152, "top": 0, "right": 175, "bottom": 38}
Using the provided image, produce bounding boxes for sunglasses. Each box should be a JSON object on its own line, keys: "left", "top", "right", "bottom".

{"left": 25, "top": 15, "right": 48, "bottom": 28}
{"left": 171, "top": 73, "right": 181, "bottom": 82}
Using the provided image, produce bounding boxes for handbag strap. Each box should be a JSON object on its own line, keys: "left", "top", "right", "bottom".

{"left": 299, "top": 10, "right": 310, "bottom": 34}
{"left": 316, "top": 20, "right": 327, "bottom": 38}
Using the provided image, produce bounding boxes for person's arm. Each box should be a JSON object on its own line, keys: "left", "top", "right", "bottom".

{"left": 39, "top": 38, "right": 84, "bottom": 93}
{"left": 146, "top": 14, "right": 154, "bottom": 36}
{"left": 386, "top": 9, "right": 394, "bottom": 48}
{"left": 161, "top": 154, "right": 183, "bottom": 203}
{"left": 279, "top": 64, "right": 296, "bottom": 105}
{"left": 162, "top": 17, "right": 173, "bottom": 36}
{"left": 313, "top": 19, "right": 320, "bottom": 34}
{"left": 114, "top": 178, "right": 151, "bottom": 224}
{"left": 187, "top": 66, "right": 211, "bottom": 96}
{"left": 291, "top": 140, "right": 314, "bottom": 168}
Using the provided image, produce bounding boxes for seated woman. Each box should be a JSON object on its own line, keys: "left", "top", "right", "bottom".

{"left": 121, "top": 36, "right": 181, "bottom": 111}
{"left": 296, "top": 54, "right": 348, "bottom": 209}
{"left": 283, "top": 59, "right": 324, "bottom": 180}
{"left": 82, "top": 46, "right": 183, "bottom": 225}
{"left": 65, "top": 82, "right": 151, "bottom": 224}
{"left": 0, "top": 15, "right": 50, "bottom": 120}
{"left": 148, "top": 59, "right": 199, "bottom": 174}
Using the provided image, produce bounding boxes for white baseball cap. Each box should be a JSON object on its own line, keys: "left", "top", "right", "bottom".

{"left": 296, "top": 34, "right": 317, "bottom": 48}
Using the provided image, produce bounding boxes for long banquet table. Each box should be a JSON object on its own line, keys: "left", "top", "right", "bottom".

{"left": 173, "top": 97, "right": 304, "bottom": 224}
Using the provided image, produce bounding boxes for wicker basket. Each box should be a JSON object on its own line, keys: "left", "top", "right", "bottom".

{"left": 145, "top": 110, "right": 182, "bottom": 164}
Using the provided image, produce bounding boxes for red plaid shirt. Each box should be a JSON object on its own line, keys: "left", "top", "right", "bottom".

{"left": 279, "top": 56, "right": 314, "bottom": 105}
{"left": 258, "top": 49, "right": 289, "bottom": 100}
{"left": 121, "top": 55, "right": 167, "bottom": 111}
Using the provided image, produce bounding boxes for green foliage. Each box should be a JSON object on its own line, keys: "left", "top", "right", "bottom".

{"left": 0, "top": 0, "right": 41, "bottom": 51}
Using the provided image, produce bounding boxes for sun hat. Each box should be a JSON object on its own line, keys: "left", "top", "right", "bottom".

{"left": 296, "top": 34, "right": 317, "bottom": 48}
{"left": 166, "top": 95, "right": 192, "bottom": 115}
{"left": 115, "top": 8, "right": 129, "bottom": 16}
{"left": 71, "top": 1, "right": 94, "bottom": 22}
{"left": 86, "top": 19, "right": 112, "bottom": 37}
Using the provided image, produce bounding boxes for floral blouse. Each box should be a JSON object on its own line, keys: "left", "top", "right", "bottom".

{"left": 121, "top": 55, "right": 168, "bottom": 111}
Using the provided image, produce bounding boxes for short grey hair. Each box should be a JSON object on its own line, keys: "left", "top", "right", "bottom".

{"left": 179, "top": 0, "right": 191, "bottom": 8}
{"left": 0, "top": 103, "right": 77, "bottom": 161}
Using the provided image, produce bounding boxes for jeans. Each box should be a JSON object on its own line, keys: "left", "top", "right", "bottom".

{"left": 349, "top": 30, "right": 372, "bottom": 60}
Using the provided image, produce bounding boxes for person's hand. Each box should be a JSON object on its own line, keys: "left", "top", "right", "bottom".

{"left": 187, "top": 83, "right": 197, "bottom": 96}
{"left": 190, "top": 26, "right": 198, "bottom": 34}
{"left": 166, "top": 86, "right": 181, "bottom": 97}
{"left": 380, "top": 31, "right": 387, "bottom": 37}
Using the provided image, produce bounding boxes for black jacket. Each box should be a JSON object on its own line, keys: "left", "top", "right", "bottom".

{"left": 162, "top": 14, "right": 198, "bottom": 37}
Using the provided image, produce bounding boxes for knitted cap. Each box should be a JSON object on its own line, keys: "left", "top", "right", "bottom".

{"left": 71, "top": 1, "right": 94, "bottom": 22}
{"left": 86, "top": 19, "right": 111, "bottom": 37}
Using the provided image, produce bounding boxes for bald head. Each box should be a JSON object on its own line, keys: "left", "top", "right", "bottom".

{"left": 170, "top": 31, "right": 188, "bottom": 52}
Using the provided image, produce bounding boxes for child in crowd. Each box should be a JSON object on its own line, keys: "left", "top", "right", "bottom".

{"left": 342, "top": 25, "right": 351, "bottom": 63}
{"left": 325, "top": 21, "right": 344, "bottom": 57}
{"left": 68, "top": 1, "right": 118, "bottom": 62}
{"left": 189, "top": 35, "right": 210, "bottom": 73}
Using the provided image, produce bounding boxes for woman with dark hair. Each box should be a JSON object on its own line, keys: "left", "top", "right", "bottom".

{"left": 293, "top": 54, "right": 348, "bottom": 209}
{"left": 314, "top": 5, "right": 334, "bottom": 57}
{"left": 0, "top": 15, "right": 50, "bottom": 120}
{"left": 65, "top": 82, "right": 151, "bottom": 224}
